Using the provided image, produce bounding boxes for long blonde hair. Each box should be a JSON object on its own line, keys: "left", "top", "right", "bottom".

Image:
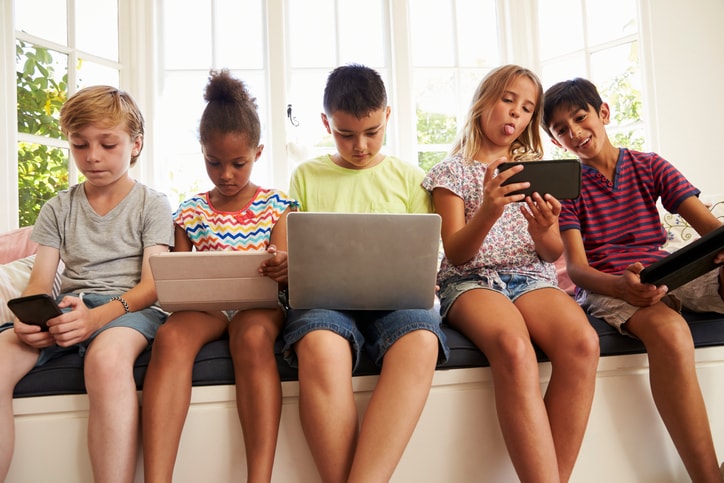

{"left": 450, "top": 64, "right": 544, "bottom": 162}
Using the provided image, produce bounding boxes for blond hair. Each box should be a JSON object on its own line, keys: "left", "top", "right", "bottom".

{"left": 450, "top": 64, "right": 543, "bottom": 162}
{"left": 60, "top": 85, "right": 145, "bottom": 165}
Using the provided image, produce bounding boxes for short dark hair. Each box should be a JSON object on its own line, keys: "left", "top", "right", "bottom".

{"left": 542, "top": 77, "right": 603, "bottom": 137}
{"left": 323, "top": 64, "right": 387, "bottom": 118}
{"left": 199, "top": 69, "right": 260, "bottom": 146}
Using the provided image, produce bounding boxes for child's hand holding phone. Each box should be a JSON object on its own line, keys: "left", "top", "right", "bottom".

{"left": 7, "top": 294, "right": 62, "bottom": 332}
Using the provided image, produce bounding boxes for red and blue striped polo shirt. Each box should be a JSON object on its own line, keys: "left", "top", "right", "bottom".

{"left": 559, "top": 148, "right": 699, "bottom": 275}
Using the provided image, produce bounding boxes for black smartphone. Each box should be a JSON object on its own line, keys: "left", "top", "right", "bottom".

{"left": 498, "top": 159, "right": 581, "bottom": 200}
{"left": 7, "top": 294, "right": 63, "bottom": 331}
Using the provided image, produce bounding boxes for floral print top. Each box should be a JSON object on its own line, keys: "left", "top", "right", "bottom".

{"left": 422, "top": 155, "right": 557, "bottom": 288}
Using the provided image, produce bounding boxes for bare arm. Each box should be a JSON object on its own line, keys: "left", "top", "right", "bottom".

{"left": 677, "top": 195, "right": 723, "bottom": 236}
{"left": 261, "top": 206, "right": 292, "bottom": 283}
{"left": 561, "top": 229, "right": 667, "bottom": 306}
{"left": 435, "top": 158, "right": 528, "bottom": 266}
{"left": 520, "top": 192, "right": 563, "bottom": 262}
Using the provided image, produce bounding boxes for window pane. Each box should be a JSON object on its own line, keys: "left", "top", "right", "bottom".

{"left": 75, "top": 0, "right": 118, "bottom": 60}
{"left": 537, "top": 0, "right": 584, "bottom": 59}
{"left": 77, "top": 60, "right": 120, "bottom": 88}
{"left": 216, "top": 0, "right": 264, "bottom": 69}
{"left": 338, "top": 1, "right": 385, "bottom": 66}
{"left": 18, "top": 143, "right": 69, "bottom": 227}
{"left": 540, "top": 54, "right": 587, "bottom": 90}
{"left": 287, "top": 70, "right": 330, "bottom": 151}
{"left": 456, "top": 0, "right": 499, "bottom": 67}
{"left": 591, "top": 43, "right": 642, "bottom": 129}
{"left": 162, "top": 0, "right": 212, "bottom": 69}
{"left": 410, "top": 0, "right": 455, "bottom": 66}
{"left": 586, "top": 0, "right": 637, "bottom": 46}
{"left": 16, "top": 0, "right": 67, "bottom": 45}
{"left": 414, "top": 69, "right": 458, "bottom": 144}
{"left": 288, "top": 0, "right": 336, "bottom": 68}
{"left": 155, "top": 71, "right": 211, "bottom": 201}
{"left": 16, "top": 42, "right": 68, "bottom": 139}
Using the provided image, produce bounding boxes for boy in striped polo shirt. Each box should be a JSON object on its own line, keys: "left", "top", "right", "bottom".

{"left": 543, "top": 77, "right": 724, "bottom": 482}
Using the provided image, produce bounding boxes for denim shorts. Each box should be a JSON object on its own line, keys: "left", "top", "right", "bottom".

{"left": 282, "top": 307, "right": 449, "bottom": 371}
{"left": 438, "top": 272, "right": 559, "bottom": 318}
{"left": 0, "top": 292, "right": 167, "bottom": 367}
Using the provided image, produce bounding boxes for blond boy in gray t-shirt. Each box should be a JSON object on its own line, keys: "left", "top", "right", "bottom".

{"left": 0, "top": 86, "right": 174, "bottom": 482}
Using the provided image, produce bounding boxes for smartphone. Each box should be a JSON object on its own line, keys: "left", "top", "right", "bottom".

{"left": 498, "top": 159, "right": 581, "bottom": 200}
{"left": 7, "top": 294, "right": 63, "bottom": 331}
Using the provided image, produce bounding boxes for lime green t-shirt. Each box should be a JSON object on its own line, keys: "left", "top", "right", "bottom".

{"left": 289, "top": 154, "right": 432, "bottom": 214}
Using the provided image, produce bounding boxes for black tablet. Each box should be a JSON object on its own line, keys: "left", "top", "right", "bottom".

{"left": 640, "top": 224, "right": 724, "bottom": 290}
{"left": 498, "top": 159, "right": 581, "bottom": 200}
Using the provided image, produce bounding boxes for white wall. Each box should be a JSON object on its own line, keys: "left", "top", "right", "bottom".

{"left": 642, "top": 0, "right": 724, "bottom": 196}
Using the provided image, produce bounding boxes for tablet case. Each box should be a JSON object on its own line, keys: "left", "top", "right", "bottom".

{"left": 640, "top": 224, "right": 724, "bottom": 290}
{"left": 499, "top": 159, "right": 581, "bottom": 200}
{"left": 150, "top": 251, "right": 279, "bottom": 312}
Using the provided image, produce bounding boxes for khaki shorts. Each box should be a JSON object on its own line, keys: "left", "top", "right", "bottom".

{"left": 580, "top": 268, "right": 724, "bottom": 335}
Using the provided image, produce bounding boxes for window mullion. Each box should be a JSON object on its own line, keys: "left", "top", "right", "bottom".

{"left": 388, "top": 0, "right": 415, "bottom": 165}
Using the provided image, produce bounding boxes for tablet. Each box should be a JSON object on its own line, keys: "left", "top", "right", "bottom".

{"left": 150, "top": 251, "right": 279, "bottom": 312}
{"left": 640, "top": 224, "right": 724, "bottom": 290}
{"left": 498, "top": 159, "right": 581, "bottom": 200}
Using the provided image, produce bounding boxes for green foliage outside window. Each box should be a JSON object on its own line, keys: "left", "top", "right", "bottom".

{"left": 416, "top": 107, "right": 457, "bottom": 172}
{"left": 16, "top": 40, "right": 69, "bottom": 227}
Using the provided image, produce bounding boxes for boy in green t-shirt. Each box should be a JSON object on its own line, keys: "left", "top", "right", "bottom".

{"left": 284, "top": 64, "right": 448, "bottom": 483}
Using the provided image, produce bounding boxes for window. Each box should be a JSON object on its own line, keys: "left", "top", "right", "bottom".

{"left": 154, "top": 0, "right": 505, "bottom": 207}
{"left": 408, "top": 0, "right": 500, "bottom": 170}
{"left": 536, "top": 0, "right": 644, "bottom": 158}
{"left": 4, "top": 0, "right": 650, "bottom": 229}
{"left": 14, "top": 0, "right": 121, "bottom": 226}
{"left": 154, "top": 0, "right": 269, "bottom": 208}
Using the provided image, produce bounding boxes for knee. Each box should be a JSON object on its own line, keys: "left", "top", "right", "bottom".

{"left": 154, "top": 318, "right": 207, "bottom": 354}
{"left": 566, "top": 324, "right": 600, "bottom": 366}
{"left": 296, "top": 330, "right": 351, "bottom": 373}
{"left": 493, "top": 333, "right": 538, "bottom": 375}
{"left": 646, "top": 317, "right": 695, "bottom": 362}
{"left": 84, "top": 346, "right": 133, "bottom": 385}
{"left": 395, "top": 329, "right": 439, "bottom": 361}
{"left": 229, "top": 322, "right": 277, "bottom": 366}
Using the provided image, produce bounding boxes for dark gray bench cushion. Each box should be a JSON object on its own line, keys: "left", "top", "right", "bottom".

{"left": 13, "top": 311, "right": 724, "bottom": 398}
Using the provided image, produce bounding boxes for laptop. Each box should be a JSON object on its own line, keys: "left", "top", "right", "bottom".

{"left": 640, "top": 224, "right": 724, "bottom": 290}
{"left": 286, "top": 212, "right": 442, "bottom": 310}
{"left": 149, "top": 251, "right": 279, "bottom": 312}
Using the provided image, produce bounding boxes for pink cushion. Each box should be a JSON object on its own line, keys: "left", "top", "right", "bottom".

{"left": 0, "top": 227, "right": 38, "bottom": 264}
{"left": 554, "top": 254, "right": 575, "bottom": 295}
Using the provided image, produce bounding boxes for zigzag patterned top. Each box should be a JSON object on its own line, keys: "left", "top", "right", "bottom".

{"left": 173, "top": 187, "right": 298, "bottom": 252}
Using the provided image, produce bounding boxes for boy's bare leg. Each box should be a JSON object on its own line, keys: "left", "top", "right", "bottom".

{"left": 0, "top": 331, "right": 40, "bottom": 480}
{"left": 347, "top": 329, "right": 438, "bottom": 483}
{"left": 229, "top": 309, "right": 283, "bottom": 483}
{"left": 626, "top": 304, "right": 721, "bottom": 482}
{"left": 142, "top": 312, "right": 227, "bottom": 483}
{"left": 84, "top": 327, "right": 149, "bottom": 483}
{"left": 296, "top": 330, "right": 358, "bottom": 483}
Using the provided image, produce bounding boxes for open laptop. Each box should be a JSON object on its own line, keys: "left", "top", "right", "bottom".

{"left": 286, "top": 212, "right": 442, "bottom": 310}
{"left": 149, "top": 251, "right": 279, "bottom": 312}
{"left": 640, "top": 224, "right": 724, "bottom": 290}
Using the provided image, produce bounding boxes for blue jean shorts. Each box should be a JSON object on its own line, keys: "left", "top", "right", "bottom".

{"left": 0, "top": 292, "right": 167, "bottom": 367}
{"left": 439, "top": 272, "right": 559, "bottom": 318}
{"left": 282, "top": 307, "right": 449, "bottom": 371}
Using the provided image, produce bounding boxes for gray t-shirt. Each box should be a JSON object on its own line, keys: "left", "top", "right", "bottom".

{"left": 31, "top": 181, "right": 174, "bottom": 295}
